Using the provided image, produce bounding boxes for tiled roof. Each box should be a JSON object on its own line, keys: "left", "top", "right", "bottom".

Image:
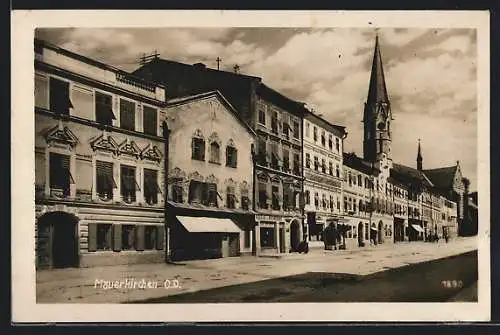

{"left": 391, "top": 163, "right": 434, "bottom": 187}
{"left": 423, "top": 166, "right": 457, "bottom": 191}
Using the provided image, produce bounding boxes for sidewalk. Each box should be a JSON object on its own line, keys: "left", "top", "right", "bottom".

{"left": 36, "top": 236, "right": 478, "bottom": 303}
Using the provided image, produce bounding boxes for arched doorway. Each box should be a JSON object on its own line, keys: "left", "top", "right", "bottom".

{"left": 290, "top": 219, "right": 301, "bottom": 252}
{"left": 37, "top": 211, "right": 79, "bottom": 269}
{"left": 358, "top": 222, "right": 364, "bottom": 247}
{"left": 378, "top": 221, "right": 383, "bottom": 244}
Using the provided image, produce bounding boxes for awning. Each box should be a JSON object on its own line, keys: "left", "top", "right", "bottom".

{"left": 176, "top": 216, "right": 241, "bottom": 233}
{"left": 411, "top": 224, "right": 425, "bottom": 233}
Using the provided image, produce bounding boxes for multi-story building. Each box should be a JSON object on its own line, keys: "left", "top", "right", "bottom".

{"left": 34, "top": 39, "right": 167, "bottom": 268}
{"left": 302, "top": 111, "right": 346, "bottom": 248}
{"left": 133, "top": 60, "right": 305, "bottom": 256}
{"left": 164, "top": 90, "right": 256, "bottom": 261}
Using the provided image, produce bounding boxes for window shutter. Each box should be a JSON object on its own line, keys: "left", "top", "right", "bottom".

{"left": 35, "top": 150, "right": 46, "bottom": 188}
{"left": 113, "top": 224, "right": 122, "bottom": 252}
{"left": 156, "top": 226, "right": 164, "bottom": 250}
{"left": 233, "top": 149, "right": 238, "bottom": 167}
{"left": 87, "top": 223, "right": 97, "bottom": 252}
{"left": 135, "top": 225, "right": 145, "bottom": 251}
{"left": 71, "top": 85, "right": 94, "bottom": 120}
{"left": 35, "top": 74, "right": 49, "bottom": 109}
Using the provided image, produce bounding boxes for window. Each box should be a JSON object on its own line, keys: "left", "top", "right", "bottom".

{"left": 306, "top": 122, "right": 310, "bottom": 137}
{"left": 322, "top": 194, "right": 327, "bottom": 209}
{"left": 270, "top": 142, "right": 280, "bottom": 170}
{"left": 226, "top": 146, "right": 238, "bottom": 168}
{"left": 241, "top": 189, "right": 250, "bottom": 210}
{"left": 293, "top": 121, "right": 300, "bottom": 139}
{"left": 260, "top": 227, "right": 275, "bottom": 248}
{"left": 321, "top": 131, "right": 326, "bottom": 146}
{"left": 144, "top": 169, "right": 159, "bottom": 205}
{"left": 328, "top": 135, "right": 333, "bottom": 150}
{"left": 96, "top": 161, "right": 116, "bottom": 200}
{"left": 144, "top": 226, "right": 157, "bottom": 250}
{"left": 122, "top": 225, "right": 136, "bottom": 250}
{"left": 336, "top": 165, "right": 340, "bottom": 178}
{"left": 282, "top": 149, "right": 290, "bottom": 172}
{"left": 348, "top": 173, "right": 352, "bottom": 187}
{"left": 257, "top": 137, "right": 267, "bottom": 165}
{"left": 293, "top": 153, "right": 301, "bottom": 175}
{"left": 49, "top": 153, "right": 73, "bottom": 196}
{"left": 95, "top": 91, "right": 115, "bottom": 126}
{"left": 244, "top": 230, "right": 251, "bottom": 248}
{"left": 120, "top": 165, "right": 138, "bottom": 203}
{"left": 329, "top": 161, "right": 333, "bottom": 176}
{"left": 258, "top": 182, "right": 268, "bottom": 209}
{"left": 226, "top": 186, "right": 236, "bottom": 209}
{"left": 358, "top": 175, "right": 363, "bottom": 187}
{"left": 50, "top": 78, "right": 72, "bottom": 115}
{"left": 336, "top": 138, "right": 340, "bottom": 152}
{"left": 337, "top": 197, "right": 341, "bottom": 211}
{"left": 313, "top": 127, "right": 318, "bottom": 142}
{"left": 282, "top": 121, "right": 290, "bottom": 138}
{"left": 305, "top": 153, "right": 311, "bottom": 169}
{"left": 271, "top": 112, "right": 278, "bottom": 133}
{"left": 365, "top": 223, "right": 369, "bottom": 240}
{"left": 120, "top": 99, "right": 135, "bottom": 131}
{"left": 305, "top": 190, "right": 310, "bottom": 205}
{"left": 353, "top": 200, "right": 357, "bottom": 213}
{"left": 359, "top": 200, "right": 364, "bottom": 212}
{"left": 272, "top": 185, "right": 280, "bottom": 210}
{"left": 192, "top": 137, "right": 205, "bottom": 161}
{"left": 188, "top": 181, "right": 217, "bottom": 206}
{"left": 321, "top": 159, "right": 326, "bottom": 173}
{"left": 143, "top": 106, "right": 157, "bottom": 136}
{"left": 314, "top": 156, "right": 319, "bottom": 171}
{"left": 171, "top": 178, "right": 184, "bottom": 203}
{"left": 314, "top": 192, "right": 319, "bottom": 208}
{"left": 330, "top": 195, "right": 334, "bottom": 211}
{"left": 344, "top": 196, "right": 348, "bottom": 212}
{"left": 210, "top": 142, "right": 220, "bottom": 164}
{"left": 258, "top": 109, "right": 266, "bottom": 125}
{"left": 96, "top": 224, "right": 113, "bottom": 251}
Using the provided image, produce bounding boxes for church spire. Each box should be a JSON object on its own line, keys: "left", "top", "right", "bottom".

{"left": 417, "top": 139, "right": 423, "bottom": 171}
{"left": 367, "top": 34, "right": 389, "bottom": 104}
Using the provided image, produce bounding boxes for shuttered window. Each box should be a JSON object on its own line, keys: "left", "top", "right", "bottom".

{"left": 35, "top": 74, "right": 49, "bottom": 109}
{"left": 226, "top": 186, "right": 236, "bottom": 209}
{"left": 71, "top": 85, "right": 94, "bottom": 120}
{"left": 226, "top": 146, "right": 237, "bottom": 168}
{"left": 241, "top": 188, "right": 250, "bottom": 210}
{"left": 49, "top": 78, "right": 73, "bottom": 115}
{"left": 143, "top": 106, "right": 157, "bottom": 136}
{"left": 120, "top": 165, "right": 138, "bottom": 203}
{"left": 120, "top": 99, "right": 136, "bottom": 131}
{"left": 96, "top": 224, "right": 113, "bottom": 251}
{"left": 171, "top": 178, "right": 184, "bottom": 203}
{"left": 96, "top": 161, "right": 116, "bottom": 200}
{"left": 144, "top": 169, "right": 159, "bottom": 205}
{"left": 192, "top": 138, "right": 205, "bottom": 161}
{"left": 95, "top": 91, "right": 115, "bottom": 126}
{"left": 208, "top": 183, "right": 218, "bottom": 207}
{"left": 49, "top": 153, "right": 73, "bottom": 196}
{"left": 144, "top": 226, "right": 157, "bottom": 250}
{"left": 121, "top": 225, "right": 135, "bottom": 250}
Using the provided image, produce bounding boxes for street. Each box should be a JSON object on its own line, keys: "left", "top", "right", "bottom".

{"left": 36, "top": 237, "right": 478, "bottom": 303}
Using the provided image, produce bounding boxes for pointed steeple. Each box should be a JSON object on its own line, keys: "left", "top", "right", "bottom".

{"left": 367, "top": 34, "right": 389, "bottom": 104}
{"left": 417, "top": 139, "right": 423, "bottom": 171}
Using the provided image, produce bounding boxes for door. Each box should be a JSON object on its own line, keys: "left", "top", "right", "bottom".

{"left": 378, "top": 221, "right": 383, "bottom": 244}
{"left": 357, "top": 222, "right": 364, "bottom": 246}
{"left": 290, "top": 220, "right": 300, "bottom": 251}
{"left": 228, "top": 233, "right": 240, "bottom": 257}
{"left": 279, "top": 227, "right": 286, "bottom": 253}
{"left": 52, "top": 218, "right": 78, "bottom": 268}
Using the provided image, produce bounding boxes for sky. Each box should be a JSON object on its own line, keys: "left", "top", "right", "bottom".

{"left": 35, "top": 27, "right": 478, "bottom": 191}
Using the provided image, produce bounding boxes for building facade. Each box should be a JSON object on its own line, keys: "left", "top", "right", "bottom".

{"left": 133, "top": 60, "right": 305, "bottom": 256}
{"left": 302, "top": 111, "right": 346, "bottom": 248}
{"left": 34, "top": 39, "right": 167, "bottom": 268}
{"left": 164, "top": 91, "right": 256, "bottom": 261}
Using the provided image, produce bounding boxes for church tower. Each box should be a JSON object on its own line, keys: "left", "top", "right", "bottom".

{"left": 417, "top": 139, "right": 423, "bottom": 171}
{"left": 363, "top": 34, "right": 393, "bottom": 164}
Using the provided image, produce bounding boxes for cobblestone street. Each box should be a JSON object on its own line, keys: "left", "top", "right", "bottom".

{"left": 36, "top": 237, "right": 477, "bottom": 303}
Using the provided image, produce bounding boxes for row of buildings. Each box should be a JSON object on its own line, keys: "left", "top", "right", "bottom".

{"left": 34, "top": 36, "right": 477, "bottom": 268}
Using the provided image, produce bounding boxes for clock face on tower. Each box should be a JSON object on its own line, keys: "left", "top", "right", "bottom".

{"left": 377, "top": 122, "right": 386, "bottom": 130}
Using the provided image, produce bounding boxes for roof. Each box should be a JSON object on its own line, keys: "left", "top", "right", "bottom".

{"left": 256, "top": 83, "right": 306, "bottom": 117}
{"left": 304, "top": 110, "right": 347, "bottom": 137}
{"left": 35, "top": 38, "right": 166, "bottom": 90}
{"left": 367, "top": 35, "right": 389, "bottom": 103}
{"left": 423, "top": 165, "right": 458, "bottom": 191}
{"left": 342, "top": 152, "right": 380, "bottom": 175}
{"left": 166, "top": 90, "right": 257, "bottom": 137}
{"left": 391, "top": 163, "right": 434, "bottom": 188}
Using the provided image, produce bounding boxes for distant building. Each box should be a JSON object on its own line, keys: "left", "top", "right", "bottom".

{"left": 164, "top": 91, "right": 256, "bottom": 261}
{"left": 302, "top": 111, "right": 346, "bottom": 248}
{"left": 34, "top": 39, "right": 167, "bottom": 268}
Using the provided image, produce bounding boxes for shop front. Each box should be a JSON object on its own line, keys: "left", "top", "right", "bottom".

{"left": 167, "top": 202, "right": 255, "bottom": 261}
{"left": 255, "top": 214, "right": 303, "bottom": 255}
